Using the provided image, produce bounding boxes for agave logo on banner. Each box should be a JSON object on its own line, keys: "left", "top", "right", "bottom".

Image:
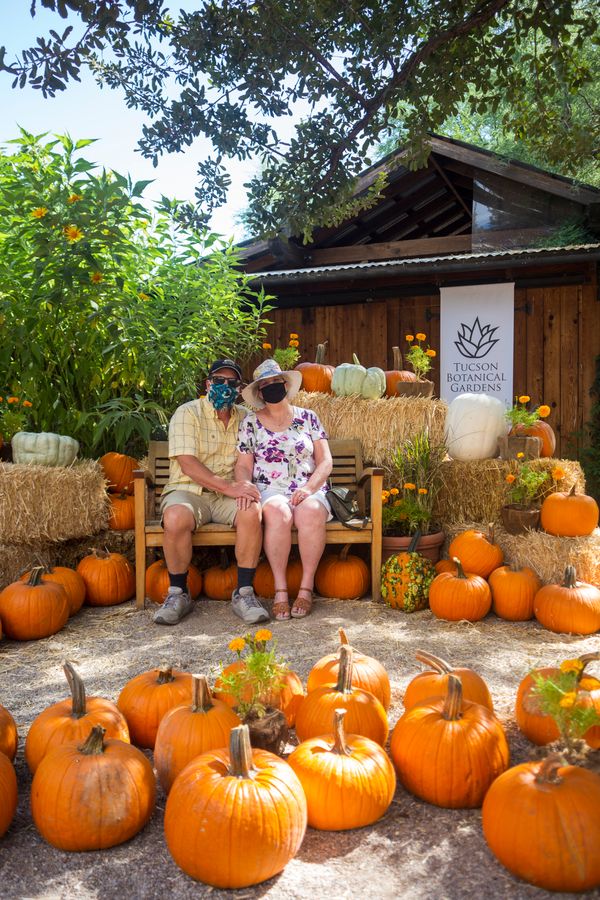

{"left": 454, "top": 317, "right": 499, "bottom": 359}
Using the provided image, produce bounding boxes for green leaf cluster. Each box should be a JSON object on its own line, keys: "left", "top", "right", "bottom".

{"left": 532, "top": 665, "right": 600, "bottom": 749}
{"left": 219, "top": 631, "right": 287, "bottom": 719}
{"left": 505, "top": 461, "right": 549, "bottom": 506}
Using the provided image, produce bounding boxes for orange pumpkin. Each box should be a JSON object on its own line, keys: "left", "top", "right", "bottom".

{"left": 306, "top": 627, "right": 391, "bottom": 710}
{"left": 391, "top": 675, "right": 509, "bottom": 808}
{"left": 117, "top": 666, "right": 193, "bottom": 749}
{"left": 448, "top": 524, "right": 503, "bottom": 578}
{"left": 287, "top": 708, "right": 396, "bottom": 830}
{"left": 0, "top": 567, "right": 69, "bottom": 641}
{"left": 429, "top": 557, "right": 492, "bottom": 622}
{"left": 0, "top": 704, "right": 18, "bottom": 761}
{"left": 25, "top": 660, "right": 130, "bottom": 774}
{"left": 489, "top": 564, "right": 541, "bottom": 621}
{"left": 164, "top": 724, "right": 307, "bottom": 888}
{"left": 145, "top": 559, "right": 203, "bottom": 604}
{"left": 76, "top": 549, "right": 135, "bottom": 606}
{"left": 482, "top": 755, "right": 600, "bottom": 892}
{"left": 384, "top": 345, "right": 417, "bottom": 396}
{"left": 295, "top": 342, "right": 335, "bottom": 394}
{"left": 108, "top": 491, "right": 135, "bottom": 530}
{"left": 510, "top": 420, "right": 556, "bottom": 457}
{"left": 253, "top": 557, "right": 303, "bottom": 599}
{"left": 315, "top": 544, "right": 370, "bottom": 600}
{"left": 154, "top": 675, "right": 241, "bottom": 792}
{"left": 203, "top": 550, "right": 237, "bottom": 600}
{"left": 20, "top": 565, "right": 86, "bottom": 616}
{"left": 31, "top": 725, "right": 155, "bottom": 851}
{"left": 434, "top": 559, "right": 457, "bottom": 575}
{"left": 540, "top": 483, "right": 599, "bottom": 537}
{"left": 0, "top": 751, "right": 17, "bottom": 838}
{"left": 99, "top": 451, "right": 138, "bottom": 494}
{"left": 295, "top": 646, "right": 388, "bottom": 746}
{"left": 403, "top": 649, "right": 493, "bottom": 712}
{"left": 534, "top": 565, "right": 600, "bottom": 635}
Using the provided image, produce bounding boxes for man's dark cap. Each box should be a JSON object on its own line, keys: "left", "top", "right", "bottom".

{"left": 208, "top": 359, "right": 243, "bottom": 380}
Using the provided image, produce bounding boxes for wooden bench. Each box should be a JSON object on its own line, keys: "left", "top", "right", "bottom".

{"left": 134, "top": 438, "right": 383, "bottom": 607}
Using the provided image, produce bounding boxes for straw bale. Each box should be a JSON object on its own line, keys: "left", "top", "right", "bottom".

{"left": 443, "top": 521, "right": 600, "bottom": 585}
{"left": 0, "top": 460, "right": 110, "bottom": 544}
{"left": 294, "top": 391, "right": 447, "bottom": 467}
{"left": 433, "top": 457, "right": 585, "bottom": 529}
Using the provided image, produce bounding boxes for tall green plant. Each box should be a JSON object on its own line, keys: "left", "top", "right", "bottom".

{"left": 0, "top": 130, "right": 272, "bottom": 455}
{"left": 580, "top": 354, "right": 600, "bottom": 503}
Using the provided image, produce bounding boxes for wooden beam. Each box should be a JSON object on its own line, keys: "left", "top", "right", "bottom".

{"left": 430, "top": 155, "right": 472, "bottom": 219}
{"left": 310, "top": 235, "right": 471, "bottom": 265}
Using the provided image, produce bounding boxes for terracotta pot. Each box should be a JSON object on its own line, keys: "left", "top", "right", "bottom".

{"left": 243, "top": 707, "right": 288, "bottom": 755}
{"left": 382, "top": 530, "right": 445, "bottom": 564}
{"left": 395, "top": 379, "right": 434, "bottom": 399}
{"left": 500, "top": 504, "right": 541, "bottom": 535}
{"left": 497, "top": 435, "right": 541, "bottom": 461}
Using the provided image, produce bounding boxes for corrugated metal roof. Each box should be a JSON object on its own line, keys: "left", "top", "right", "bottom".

{"left": 250, "top": 243, "right": 600, "bottom": 280}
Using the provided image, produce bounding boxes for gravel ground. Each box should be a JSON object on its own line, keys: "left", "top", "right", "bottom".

{"left": 2, "top": 595, "right": 600, "bottom": 900}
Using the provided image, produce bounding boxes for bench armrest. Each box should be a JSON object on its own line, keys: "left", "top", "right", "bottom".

{"left": 357, "top": 467, "right": 385, "bottom": 488}
{"left": 133, "top": 468, "right": 154, "bottom": 487}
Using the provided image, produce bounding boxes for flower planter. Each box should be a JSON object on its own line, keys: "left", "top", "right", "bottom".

{"left": 500, "top": 504, "right": 541, "bottom": 535}
{"left": 382, "top": 529, "right": 445, "bottom": 564}
{"left": 395, "top": 379, "right": 434, "bottom": 399}
{"left": 498, "top": 435, "right": 541, "bottom": 461}
{"left": 244, "top": 707, "right": 288, "bottom": 755}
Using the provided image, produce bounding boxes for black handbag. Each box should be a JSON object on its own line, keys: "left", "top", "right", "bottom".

{"left": 327, "top": 485, "right": 368, "bottom": 530}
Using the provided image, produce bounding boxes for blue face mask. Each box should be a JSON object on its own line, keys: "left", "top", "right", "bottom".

{"left": 208, "top": 382, "right": 238, "bottom": 410}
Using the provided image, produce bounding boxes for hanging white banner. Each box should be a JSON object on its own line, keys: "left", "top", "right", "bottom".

{"left": 440, "top": 283, "right": 514, "bottom": 408}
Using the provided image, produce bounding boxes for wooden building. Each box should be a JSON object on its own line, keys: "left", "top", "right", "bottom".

{"left": 240, "top": 136, "right": 600, "bottom": 457}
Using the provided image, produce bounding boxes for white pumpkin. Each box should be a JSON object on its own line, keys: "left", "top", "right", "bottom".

{"left": 11, "top": 431, "right": 79, "bottom": 467}
{"left": 444, "top": 394, "right": 507, "bottom": 461}
{"left": 332, "top": 354, "right": 386, "bottom": 399}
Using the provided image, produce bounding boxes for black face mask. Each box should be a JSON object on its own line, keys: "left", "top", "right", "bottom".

{"left": 260, "top": 381, "right": 287, "bottom": 404}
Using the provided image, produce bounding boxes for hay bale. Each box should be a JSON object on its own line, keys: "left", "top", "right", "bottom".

{"left": 433, "top": 458, "right": 585, "bottom": 528}
{"left": 295, "top": 391, "right": 447, "bottom": 467}
{"left": 443, "top": 522, "right": 600, "bottom": 586}
{"left": 0, "top": 460, "right": 110, "bottom": 544}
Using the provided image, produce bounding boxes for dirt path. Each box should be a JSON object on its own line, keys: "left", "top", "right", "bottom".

{"left": 2, "top": 596, "right": 599, "bottom": 900}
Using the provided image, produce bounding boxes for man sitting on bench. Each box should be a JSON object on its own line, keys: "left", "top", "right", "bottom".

{"left": 153, "top": 359, "right": 269, "bottom": 626}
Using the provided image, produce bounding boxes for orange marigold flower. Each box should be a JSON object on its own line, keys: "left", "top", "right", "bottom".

{"left": 90, "top": 271, "right": 104, "bottom": 284}
{"left": 63, "top": 225, "right": 84, "bottom": 242}
{"left": 560, "top": 659, "right": 585, "bottom": 675}
{"left": 405, "top": 334, "right": 414, "bottom": 342}
{"left": 289, "top": 333, "right": 298, "bottom": 339}
{"left": 67, "top": 193, "right": 83, "bottom": 204}
{"left": 262, "top": 342, "right": 272, "bottom": 350}
{"left": 288, "top": 339, "right": 299, "bottom": 348}
{"left": 228, "top": 637, "right": 246, "bottom": 653}
{"left": 389, "top": 487, "right": 399, "bottom": 495}
{"left": 551, "top": 466, "right": 566, "bottom": 481}
{"left": 505, "top": 474, "right": 516, "bottom": 484}
{"left": 559, "top": 691, "right": 577, "bottom": 709}
{"left": 31, "top": 207, "right": 48, "bottom": 218}
{"left": 518, "top": 395, "right": 530, "bottom": 404}
{"left": 0, "top": 397, "right": 3, "bottom": 402}
{"left": 22, "top": 400, "right": 33, "bottom": 407}
{"left": 403, "top": 482, "right": 416, "bottom": 491}
{"left": 416, "top": 332, "right": 426, "bottom": 341}
{"left": 425, "top": 349, "right": 436, "bottom": 357}
{"left": 254, "top": 628, "right": 272, "bottom": 642}
{"left": 7, "top": 397, "right": 19, "bottom": 404}
{"left": 538, "top": 405, "right": 551, "bottom": 418}
{"left": 579, "top": 677, "right": 597, "bottom": 691}
{"left": 418, "top": 487, "right": 428, "bottom": 495}
{"left": 516, "top": 452, "right": 525, "bottom": 459}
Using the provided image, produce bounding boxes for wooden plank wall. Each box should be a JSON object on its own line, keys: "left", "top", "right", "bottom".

{"left": 262, "top": 277, "right": 599, "bottom": 459}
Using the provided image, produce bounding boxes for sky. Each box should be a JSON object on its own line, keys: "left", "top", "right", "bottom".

{"left": 0, "top": 1, "right": 261, "bottom": 239}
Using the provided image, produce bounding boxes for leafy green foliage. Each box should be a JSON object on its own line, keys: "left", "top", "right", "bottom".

{"left": 0, "top": 131, "right": 272, "bottom": 455}
{"left": 504, "top": 461, "right": 549, "bottom": 506}
{"left": 383, "top": 430, "right": 447, "bottom": 535}
{"left": 2, "top": 1, "right": 598, "bottom": 239}
{"left": 532, "top": 659, "right": 600, "bottom": 749}
{"left": 580, "top": 354, "right": 600, "bottom": 502}
{"left": 220, "top": 630, "right": 286, "bottom": 718}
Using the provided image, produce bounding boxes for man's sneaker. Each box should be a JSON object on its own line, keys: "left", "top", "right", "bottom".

{"left": 231, "top": 586, "right": 270, "bottom": 624}
{"left": 153, "top": 587, "right": 194, "bottom": 625}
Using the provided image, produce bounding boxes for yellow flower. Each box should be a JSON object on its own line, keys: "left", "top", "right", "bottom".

{"left": 551, "top": 466, "right": 566, "bottom": 481}
{"left": 560, "top": 658, "right": 585, "bottom": 675}
{"left": 255, "top": 628, "right": 272, "bottom": 642}
{"left": 505, "top": 473, "right": 516, "bottom": 484}
{"left": 425, "top": 349, "right": 436, "bottom": 357}
{"left": 138, "top": 292, "right": 150, "bottom": 301}
{"left": 288, "top": 339, "right": 299, "bottom": 348}
{"left": 289, "top": 333, "right": 298, "bottom": 339}
{"left": 22, "top": 400, "right": 32, "bottom": 408}
{"left": 538, "top": 405, "right": 551, "bottom": 418}
{"left": 579, "top": 677, "right": 597, "bottom": 691}
{"left": 405, "top": 334, "right": 414, "bottom": 342}
{"left": 7, "top": 397, "right": 19, "bottom": 404}
{"left": 516, "top": 452, "right": 525, "bottom": 459}
{"left": 389, "top": 487, "right": 399, "bottom": 495}
{"left": 67, "top": 193, "right": 83, "bottom": 204}
{"left": 262, "top": 342, "right": 272, "bottom": 350}
{"left": 418, "top": 487, "right": 428, "bottom": 495}
{"left": 559, "top": 691, "right": 577, "bottom": 709}
{"left": 90, "top": 272, "right": 104, "bottom": 284}
{"left": 518, "top": 395, "right": 530, "bottom": 404}
{"left": 31, "top": 207, "right": 48, "bottom": 218}
{"left": 416, "top": 332, "right": 426, "bottom": 341}
{"left": 63, "top": 225, "right": 84, "bottom": 242}
{"left": 228, "top": 637, "right": 246, "bottom": 653}
{"left": 403, "top": 482, "right": 416, "bottom": 491}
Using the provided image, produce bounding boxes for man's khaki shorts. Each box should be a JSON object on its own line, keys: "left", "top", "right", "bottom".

{"left": 160, "top": 490, "right": 237, "bottom": 528}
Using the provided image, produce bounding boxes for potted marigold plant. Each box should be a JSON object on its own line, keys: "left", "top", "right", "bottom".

{"left": 501, "top": 394, "right": 556, "bottom": 458}
{"left": 501, "top": 457, "right": 562, "bottom": 534}
{"left": 0, "top": 394, "right": 33, "bottom": 461}
{"left": 262, "top": 333, "right": 301, "bottom": 370}
{"left": 216, "top": 629, "right": 289, "bottom": 754}
{"left": 532, "top": 658, "right": 600, "bottom": 755}
{"left": 395, "top": 332, "right": 436, "bottom": 398}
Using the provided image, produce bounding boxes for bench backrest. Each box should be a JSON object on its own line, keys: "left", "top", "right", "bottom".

{"left": 146, "top": 438, "right": 363, "bottom": 519}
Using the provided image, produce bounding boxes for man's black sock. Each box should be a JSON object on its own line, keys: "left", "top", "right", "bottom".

{"left": 237, "top": 566, "right": 256, "bottom": 590}
{"left": 169, "top": 571, "right": 188, "bottom": 592}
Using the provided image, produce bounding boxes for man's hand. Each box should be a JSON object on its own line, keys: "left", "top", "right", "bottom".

{"left": 229, "top": 480, "right": 261, "bottom": 502}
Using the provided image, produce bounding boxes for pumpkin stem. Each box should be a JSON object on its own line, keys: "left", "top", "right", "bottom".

{"left": 578, "top": 652, "right": 600, "bottom": 669}
{"left": 315, "top": 342, "right": 328, "bottom": 364}
{"left": 352, "top": 353, "right": 361, "bottom": 366}
{"left": 156, "top": 666, "right": 175, "bottom": 685}
{"left": 89, "top": 548, "right": 111, "bottom": 560}
{"left": 535, "top": 753, "right": 565, "bottom": 785}
{"left": 451, "top": 557, "right": 467, "bottom": 580}
{"left": 27, "top": 566, "right": 46, "bottom": 587}
{"left": 487, "top": 523, "right": 495, "bottom": 544}
{"left": 392, "top": 346, "right": 402, "bottom": 370}
{"left": 192, "top": 674, "right": 214, "bottom": 712}
{"left": 340, "top": 544, "right": 351, "bottom": 561}
{"left": 442, "top": 674, "right": 463, "bottom": 721}
{"left": 568, "top": 483, "right": 577, "bottom": 497}
{"left": 219, "top": 548, "right": 230, "bottom": 570}
{"left": 228, "top": 724, "right": 255, "bottom": 778}
{"left": 338, "top": 627, "right": 349, "bottom": 646}
{"left": 563, "top": 565, "right": 577, "bottom": 589}
{"left": 332, "top": 709, "right": 352, "bottom": 757}
{"left": 63, "top": 660, "right": 87, "bottom": 718}
{"left": 335, "top": 645, "right": 354, "bottom": 694}
{"left": 408, "top": 530, "right": 421, "bottom": 553}
{"left": 78, "top": 724, "right": 106, "bottom": 755}
{"left": 415, "top": 650, "right": 453, "bottom": 674}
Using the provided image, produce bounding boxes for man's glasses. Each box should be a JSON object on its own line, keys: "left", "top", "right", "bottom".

{"left": 211, "top": 376, "right": 241, "bottom": 387}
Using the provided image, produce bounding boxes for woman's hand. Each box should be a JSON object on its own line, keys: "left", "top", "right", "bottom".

{"left": 290, "top": 487, "right": 312, "bottom": 506}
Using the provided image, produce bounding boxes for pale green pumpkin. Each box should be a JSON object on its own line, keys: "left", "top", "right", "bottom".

{"left": 11, "top": 431, "right": 79, "bottom": 466}
{"left": 332, "top": 354, "right": 386, "bottom": 399}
